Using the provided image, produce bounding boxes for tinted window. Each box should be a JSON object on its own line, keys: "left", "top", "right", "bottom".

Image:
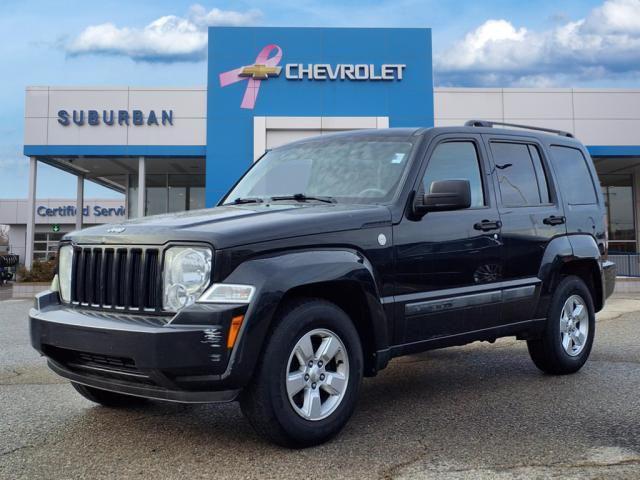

{"left": 491, "top": 142, "right": 548, "bottom": 206}
{"left": 224, "top": 138, "right": 415, "bottom": 204}
{"left": 422, "top": 141, "right": 485, "bottom": 208}
{"left": 549, "top": 146, "right": 597, "bottom": 205}
{"left": 528, "top": 145, "right": 551, "bottom": 203}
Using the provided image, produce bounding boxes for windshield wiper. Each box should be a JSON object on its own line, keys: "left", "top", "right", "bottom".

{"left": 228, "top": 197, "right": 264, "bottom": 205}
{"left": 270, "top": 193, "right": 336, "bottom": 204}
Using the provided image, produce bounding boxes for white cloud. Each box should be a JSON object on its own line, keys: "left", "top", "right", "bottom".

{"left": 66, "top": 4, "right": 262, "bottom": 62}
{"left": 435, "top": 0, "right": 640, "bottom": 86}
{"left": 583, "top": 0, "right": 640, "bottom": 33}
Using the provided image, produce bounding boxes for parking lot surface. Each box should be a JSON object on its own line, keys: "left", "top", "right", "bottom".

{"left": 1, "top": 296, "right": 639, "bottom": 479}
{"left": 0, "top": 284, "right": 11, "bottom": 302}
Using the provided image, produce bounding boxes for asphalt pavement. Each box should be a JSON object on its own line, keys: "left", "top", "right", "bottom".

{"left": 0, "top": 284, "right": 11, "bottom": 301}
{"left": 1, "top": 295, "right": 639, "bottom": 479}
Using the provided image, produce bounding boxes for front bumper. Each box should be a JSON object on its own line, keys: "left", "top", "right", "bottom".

{"left": 30, "top": 291, "right": 246, "bottom": 403}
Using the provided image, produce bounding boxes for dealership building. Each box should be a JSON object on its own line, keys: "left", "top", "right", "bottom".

{"left": 14, "top": 26, "right": 640, "bottom": 267}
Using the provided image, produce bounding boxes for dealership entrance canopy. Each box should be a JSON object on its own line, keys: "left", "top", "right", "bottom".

{"left": 21, "top": 26, "right": 640, "bottom": 268}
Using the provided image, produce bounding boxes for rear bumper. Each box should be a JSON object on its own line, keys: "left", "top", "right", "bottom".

{"left": 30, "top": 291, "right": 247, "bottom": 403}
{"left": 602, "top": 260, "right": 616, "bottom": 301}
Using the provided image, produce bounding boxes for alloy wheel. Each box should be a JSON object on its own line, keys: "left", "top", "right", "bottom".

{"left": 285, "top": 328, "right": 350, "bottom": 421}
{"left": 560, "top": 294, "right": 589, "bottom": 357}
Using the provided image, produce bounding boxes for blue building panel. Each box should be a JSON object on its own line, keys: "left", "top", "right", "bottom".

{"left": 23, "top": 145, "right": 206, "bottom": 157}
{"left": 587, "top": 146, "right": 640, "bottom": 157}
{"left": 206, "top": 27, "right": 434, "bottom": 205}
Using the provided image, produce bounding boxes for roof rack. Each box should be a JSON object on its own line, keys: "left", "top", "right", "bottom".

{"left": 464, "top": 120, "right": 574, "bottom": 138}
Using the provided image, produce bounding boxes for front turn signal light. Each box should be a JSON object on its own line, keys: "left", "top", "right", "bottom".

{"left": 199, "top": 284, "right": 255, "bottom": 304}
{"left": 227, "top": 315, "right": 244, "bottom": 349}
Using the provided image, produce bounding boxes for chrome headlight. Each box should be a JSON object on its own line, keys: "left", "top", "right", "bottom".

{"left": 58, "top": 245, "right": 73, "bottom": 303}
{"left": 162, "top": 246, "right": 212, "bottom": 312}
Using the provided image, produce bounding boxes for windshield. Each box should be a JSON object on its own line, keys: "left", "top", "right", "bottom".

{"left": 222, "top": 136, "right": 416, "bottom": 205}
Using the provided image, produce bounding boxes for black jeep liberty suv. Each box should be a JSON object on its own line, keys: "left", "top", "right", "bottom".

{"left": 30, "top": 120, "right": 616, "bottom": 447}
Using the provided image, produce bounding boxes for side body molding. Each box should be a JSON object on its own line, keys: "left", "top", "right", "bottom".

{"left": 220, "top": 249, "right": 388, "bottom": 386}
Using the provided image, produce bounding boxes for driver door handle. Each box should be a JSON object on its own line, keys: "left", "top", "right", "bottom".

{"left": 474, "top": 219, "right": 502, "bottom": 232}
{"left": 543, "top": 215, "right": 566, "bottom": 226}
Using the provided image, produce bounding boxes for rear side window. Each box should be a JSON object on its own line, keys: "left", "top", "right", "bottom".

{"left": 549, "top": 146, "right": 598, "bottom": 205}
{"left": 490, "top": 142, "right": 550, "bottom": 207}
{"left": 527, "top": 145, "right": 551, "bottom": 204}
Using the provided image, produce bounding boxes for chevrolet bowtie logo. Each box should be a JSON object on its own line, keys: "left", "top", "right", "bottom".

{"left": 239, "top": 64, "right": 282, "bottom": 80}
{"left": 219, "top": 45, "right": 283, "bottom": 109}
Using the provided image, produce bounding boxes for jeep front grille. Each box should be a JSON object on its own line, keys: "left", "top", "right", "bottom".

{"left": 71, "top": 246, "right": 161, "bottom": 312}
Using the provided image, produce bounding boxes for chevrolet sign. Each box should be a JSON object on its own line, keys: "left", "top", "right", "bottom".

{"left": 285, "top": 63, "right": 406, "bottom": 81}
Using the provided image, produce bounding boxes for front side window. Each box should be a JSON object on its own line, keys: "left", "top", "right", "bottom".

{"left": 421, "top": 141, "right": 485, "bottom": 208}
{"left": 223, "top": 136, "right": 416, "bottom": 204}
{"left": 491, "top": 142, "right": 549, "bottom": 207}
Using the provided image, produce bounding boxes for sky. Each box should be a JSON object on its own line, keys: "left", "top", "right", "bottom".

{"left": 2, "top": 0, "right": 639, "bottom": 199}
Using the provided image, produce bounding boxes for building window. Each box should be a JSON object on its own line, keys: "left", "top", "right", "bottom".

{"left": 146, "top": 174, "right": 168, "bottom": 216}
{"left": 169, "top": 174, "right": 205, "bottom": 213}
{"left": 128, "top": 171, "right": 206, "bottom": 218}
{"left": 600, "top": 174, "right": 636, "bottom": 253}
{"left": 189, "top": 187, "right": 205, "bottom": 210}
{"left": 33, "top": 231, "right": 65, "bottom": 261}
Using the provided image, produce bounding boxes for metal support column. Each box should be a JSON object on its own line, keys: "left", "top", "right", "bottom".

{"left": 25, "top": 157, "right": 37, "bottom": 270}
{"left": 634, "top": 167, "right": 640, "bottom": 253}
{"left": 125, "top": 174, "right": 130, "bottom": 218}
{"left": 75, "top": 175, "right": 84, "bottom": 231}
{"left": 138, "top": 156, "right": 146, "bottom": 218}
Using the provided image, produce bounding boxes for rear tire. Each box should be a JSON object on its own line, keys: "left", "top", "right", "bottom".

{"left": 527, "top": 275, "right": 595, "bottom": 374}
{"left": 71, "top": 382, "right": 149, "bottom": 407}
{"left": 240, "top": 298, "right": 363, "bottom": 448}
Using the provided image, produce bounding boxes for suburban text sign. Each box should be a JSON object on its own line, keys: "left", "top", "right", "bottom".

{"left": 57, "top": 110, "right": 173, "bottom": 127}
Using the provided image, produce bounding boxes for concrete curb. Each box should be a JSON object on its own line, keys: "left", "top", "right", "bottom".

{"left": 614, "top": 277, "right": 640, "bottom": 294}
{"left": 12, "top": 282, "right": 50, "bottom": 299}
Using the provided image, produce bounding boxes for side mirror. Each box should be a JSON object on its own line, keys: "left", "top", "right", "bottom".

{"left": 413, "top": 179, "right": 471, "bottom": 216}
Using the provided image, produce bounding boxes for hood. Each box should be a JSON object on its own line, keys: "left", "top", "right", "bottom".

{"left": 66, "top": 203, "right": 392, "bottom": 249}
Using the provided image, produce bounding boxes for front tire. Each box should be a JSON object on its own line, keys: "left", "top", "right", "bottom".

{"left": 240, "top": 298, "right": 363, "bottom": 448}
{"left": 71, "top": 382, "right": 149, "bottom": 407}
{"left": 527, "top": 275, "right": 595, "bottom": 374}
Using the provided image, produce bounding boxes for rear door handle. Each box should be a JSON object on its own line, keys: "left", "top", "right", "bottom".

{"left": 474, "top": 219, "right": 502, "bottom": 231}
{"left": 543, "top": 215, "right": 566, "bottom": 226}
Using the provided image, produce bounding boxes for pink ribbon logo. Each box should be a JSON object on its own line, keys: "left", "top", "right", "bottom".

{"left": 219, "top": 44, "right": 283, "bottom": 109}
